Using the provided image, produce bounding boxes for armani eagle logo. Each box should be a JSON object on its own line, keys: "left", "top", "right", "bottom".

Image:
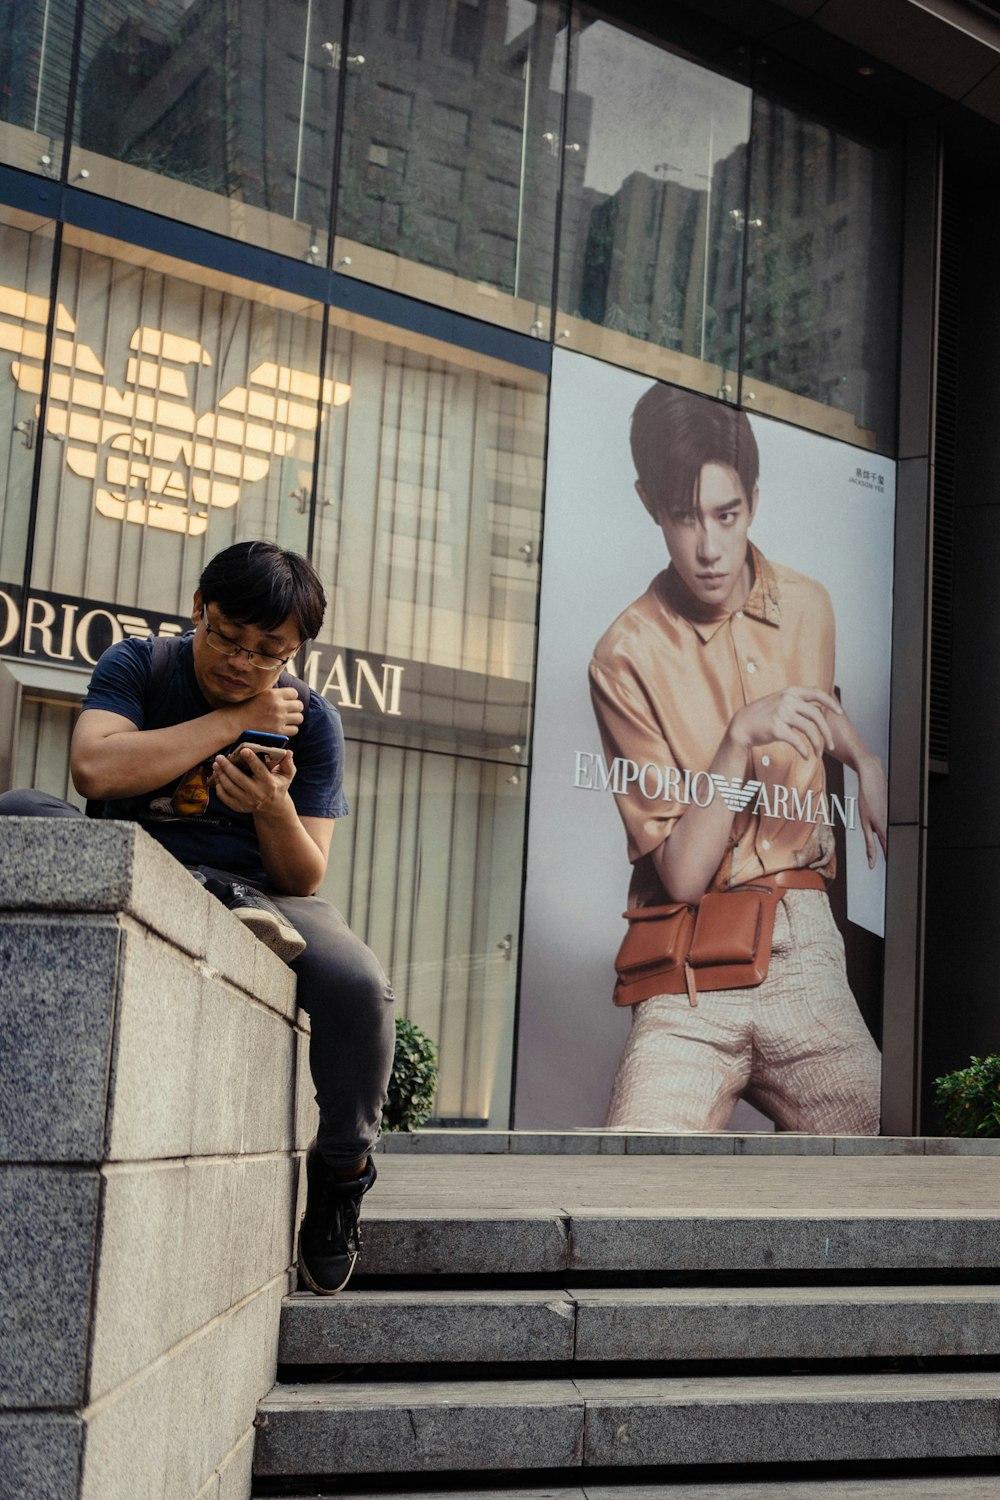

{"left": 709, "top": 774, "right": 764, "bottom": 813}
{"left": 1, "top": 285, "right": 349, "bottom": 536}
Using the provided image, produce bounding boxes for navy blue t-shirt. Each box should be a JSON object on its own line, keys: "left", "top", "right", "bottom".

{"left": 81, "top": 633, "right": 349, "bottom": 880}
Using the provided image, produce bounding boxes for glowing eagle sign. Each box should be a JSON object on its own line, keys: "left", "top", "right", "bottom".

{"left": 1, "top": 286, "right": 349, "bottom": 536}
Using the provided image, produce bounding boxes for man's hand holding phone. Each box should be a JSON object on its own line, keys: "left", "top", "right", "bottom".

{"left": 211, "top": 731, "right": 296, "bottom": 815}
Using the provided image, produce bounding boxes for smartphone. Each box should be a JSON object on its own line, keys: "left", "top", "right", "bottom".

{"left": 226, "top": 731, "right": 289, "bottom": 773}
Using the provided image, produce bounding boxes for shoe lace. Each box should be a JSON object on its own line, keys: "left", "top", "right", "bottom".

{"left": 323, "top": 1181, "right": 364, "bottom": 1255}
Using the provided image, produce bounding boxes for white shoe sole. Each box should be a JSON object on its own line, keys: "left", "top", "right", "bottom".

{"left": 297, "top": 1229, "right": 358, "bottom": 1294}
{"left": 230, "top": 906, "right": 306, "bottom": 963}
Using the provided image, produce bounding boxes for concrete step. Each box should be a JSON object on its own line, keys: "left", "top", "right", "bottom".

{"left": 275, "top": 1482, "right": 1000, "bottom": 1500}
{"left": 360, "top": 1155, "right": 1000, "bottom": 1274}
{"left": 278, "top": 1285, "right": 1000, "bottom": 1366}
{"left": 253, "top": 1372, "right": 1000, "bottom": 1476}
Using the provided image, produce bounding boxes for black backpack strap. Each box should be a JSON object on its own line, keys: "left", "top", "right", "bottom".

{"left": 149, "top": 633, "right": 183, "bottom": 698}
{"left": 85, "top": 634, "right": 185, "bottom": 819}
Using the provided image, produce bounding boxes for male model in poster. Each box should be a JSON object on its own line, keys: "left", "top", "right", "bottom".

{"left": 589, "top": 382, "right": 886, "bottom": 1133}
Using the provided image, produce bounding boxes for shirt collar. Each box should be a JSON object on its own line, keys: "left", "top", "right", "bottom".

{"left": 659, "top": 543, "right": 782, "bottom": 643}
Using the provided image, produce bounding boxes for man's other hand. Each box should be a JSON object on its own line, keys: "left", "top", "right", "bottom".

{"left": 211, "top": 746, "right": 296, "bottom": 815}
{"left": 728, "top": 685, "right": 843, "bottom": 761}
{"left": 242, "top": 686, "right": 306, "bottom": 738}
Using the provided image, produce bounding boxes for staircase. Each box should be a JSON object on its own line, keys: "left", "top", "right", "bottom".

{"left": 251, "top": 1136, "right": 1000, "bottom": 1497}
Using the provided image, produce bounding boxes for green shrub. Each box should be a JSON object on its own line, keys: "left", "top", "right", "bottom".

{"left": 383, "top": 1018, "right": 439, "bottom": 1132}
{"left": 933, "top": 1054, "right": 1000, "bottom": 1138}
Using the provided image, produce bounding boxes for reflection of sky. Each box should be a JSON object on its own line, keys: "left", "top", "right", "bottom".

{"left": 572, "top": 22, "right": 750, "bottom": 195}
{"left": 505, "top": 0, "right": 538, "bottom": 44}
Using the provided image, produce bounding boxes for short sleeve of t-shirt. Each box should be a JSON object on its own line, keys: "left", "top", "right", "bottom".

{"left": 82, "top": 634, "right": 156, "bottom": 728}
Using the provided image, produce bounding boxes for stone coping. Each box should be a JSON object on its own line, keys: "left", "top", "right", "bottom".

{"left": 378, "top": 1129, "right": 998, "bottom": 1156}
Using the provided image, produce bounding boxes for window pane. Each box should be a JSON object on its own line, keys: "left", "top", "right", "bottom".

{"left": 556, "top": 10, "right": 750, "bottom": 397}
{"left": 27, "top": 236, "right": 325, "bottom": 614}
{"left": 323, "top": 743, "right": 525, "bottom": 1126}
{"left": 0, "top": 209, "right": 57, "bottom": 591}
{"left": 311, "top": 319, "right": 545, "bottom": 728}
{"left": 68, "top": 0, "right": 344, "bottom": 259}
{"left": 14, "top": 695, "right": 85, "bottom": 807}
{"left": 741, "top": 95, "right": 901, "bottom": 453}
{"left": 334, "top": 0, "right": 564, "bottom": 337}
{"left": 0, "top": 0, "right": 73, "bottom": 176}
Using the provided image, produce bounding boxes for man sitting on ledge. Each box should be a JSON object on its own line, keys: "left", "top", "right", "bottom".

{"left": 0, "top": 540, "right": 395, "bottom": 1294}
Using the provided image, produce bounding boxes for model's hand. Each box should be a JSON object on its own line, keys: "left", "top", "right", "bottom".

{"left": 211, "top": 747, "right": 296, "bottom": 814}
{"left": 856, "top": 751, "right": 888, "bottom": 868}
{"left": 729, "top": 686, "right": 843, "bottom": 760}
{"left": 239, "top": 686, "right": 305, "bottom": 738}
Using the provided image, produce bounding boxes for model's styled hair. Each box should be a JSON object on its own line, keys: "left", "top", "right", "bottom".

{"left": 630, "top": 383, "right": 759, "bottom": 522}
{"left": 199, "top": 541, "right": 327, "bottom": 641}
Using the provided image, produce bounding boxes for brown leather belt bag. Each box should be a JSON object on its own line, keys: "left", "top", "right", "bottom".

{"left": 613, "top": 868, "right": 826, "bottom": 1008}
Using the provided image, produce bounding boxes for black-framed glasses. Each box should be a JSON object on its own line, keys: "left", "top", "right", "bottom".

{"left": 202, "top": 619, "right": 296, "bottom": 672}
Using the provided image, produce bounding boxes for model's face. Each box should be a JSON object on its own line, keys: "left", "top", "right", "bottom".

{"left": 191, "top": 591, "right": 302, "bottom": 707}
{"left": 657, "top": 463, "right": 757, "bottom": 611}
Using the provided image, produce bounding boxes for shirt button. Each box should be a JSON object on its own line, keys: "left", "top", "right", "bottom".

{"left": 746, "top": 660, "right": 756, "bottom": 674}
{"left": 735, "top": 610, "right": 744, "bottom": 619}
{"left": 761, "top": 839, "right": 771, "bottom": 851}
{"left": 762, "top": 754, "right": 770, "bottom": 766}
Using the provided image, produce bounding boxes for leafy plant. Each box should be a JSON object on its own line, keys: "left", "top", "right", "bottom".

{"left": 933, "top": 1054, "right": 1000, "bottom": 1138}
{"left": 383, "top": 1018, "right": 439, "bottom": 1133}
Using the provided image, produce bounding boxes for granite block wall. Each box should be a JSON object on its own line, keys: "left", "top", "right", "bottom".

{"left": 0, "top": 818, "right": 317, "bottom": 1500}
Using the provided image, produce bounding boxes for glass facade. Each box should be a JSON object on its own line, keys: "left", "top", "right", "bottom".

{"left": 557, "top": 10, "right": 750, "bottom": 398}
{"left": 0, "top": 0, "right": 902, "bottom": 446}
{"left": 0, "top": 0, "right": 907, "bottom": 1124}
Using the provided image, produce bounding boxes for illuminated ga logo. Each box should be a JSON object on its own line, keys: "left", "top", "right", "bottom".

{"left": 1, "top": 286, "right": 349, "bottom": 536}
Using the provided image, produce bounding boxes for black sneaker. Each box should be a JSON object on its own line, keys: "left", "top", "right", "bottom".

{"left": 298, "top": 1150, "right": 377, "bottom": 1294}
{"left": 204, "top": 878, "right": 306, "bottom": 963}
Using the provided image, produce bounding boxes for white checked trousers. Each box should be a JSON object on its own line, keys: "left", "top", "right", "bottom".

{"left": 605, "top": 889, "right": 881, "bottom": 1134}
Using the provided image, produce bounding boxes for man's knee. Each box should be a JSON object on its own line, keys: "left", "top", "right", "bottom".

{"left": 0, "top": 789, "right": 84, "bottom": 818}
{"left": 295, "top": 929, "right": 393, "bottom": 1016}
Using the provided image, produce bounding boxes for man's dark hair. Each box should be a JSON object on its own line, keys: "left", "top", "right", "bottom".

{"left": 199, "top": 541, "right": 327, "bottom": 640}
{"left": 630, "top": 383, "right": 759, "bottom": 522}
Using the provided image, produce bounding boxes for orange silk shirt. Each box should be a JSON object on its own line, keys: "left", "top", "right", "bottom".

{"left": 589, "top": 545, "right": 837, "bottom": 909}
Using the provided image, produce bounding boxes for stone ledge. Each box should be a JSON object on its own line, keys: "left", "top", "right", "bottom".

{"left": 0, "top": 817, "right": 296, "bottom": 1016}
{"left": 255, "top": 1379, "right": 585, "bottom": 1476}
{"left": 1, "top": 814, "right": 308, "bottom": 1499}
{"left": 359, "top": 1211, "right": 1000, "bottom": 1276}
{"left": 254, "top": 1373, "right": 1000, "bottom": 1476}
{"left": 378, "top": 1130, "right": 998, "bottom": 1156}
{"left": 282, "top": 1484, "right": 1000, "bottom": 1500}
{"left": 279, "top": 1289, "right": 577, "bottom": 1365}
{"left": 579, "top": 1373, "right": 1000, "bottom": 1466}
{"left": 277, "top": 1284, "right": 1000, "bottom": 1366}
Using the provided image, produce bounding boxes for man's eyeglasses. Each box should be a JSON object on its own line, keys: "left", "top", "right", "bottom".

{"left": 202, "top": 619, "right": 296, "bottom": 672}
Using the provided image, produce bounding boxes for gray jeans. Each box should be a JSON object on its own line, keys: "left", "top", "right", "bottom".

{"left": 0, "top": 789, "right": 396, "bottom": 1166}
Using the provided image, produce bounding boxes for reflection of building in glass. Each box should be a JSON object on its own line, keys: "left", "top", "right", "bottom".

{"left": 2, "top": 0, "right": 79, "bottom": 139}
{"left": 569, "top": 170, "right": 735, "bottom": 361}
{"left": 80, "top": 0, "right": 336, "bottom": 227}
{"left": 563, "top": 97, "right": 896, "bottom": 434}
{"left": 76, "top": 0, "right": 589, "bottom": 307}
{"left": 339, "top": 1, "right": 582, "bottom": 305}
{"left": 732, "top": 98, "right": 898, "bottom": 436}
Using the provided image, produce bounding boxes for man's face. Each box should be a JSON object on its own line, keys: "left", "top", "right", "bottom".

{"left": 191, "top": 590, "right": 302, "bottom": 707}
{"left": 656, "top": 462, "right": 757, "bottom": 611}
